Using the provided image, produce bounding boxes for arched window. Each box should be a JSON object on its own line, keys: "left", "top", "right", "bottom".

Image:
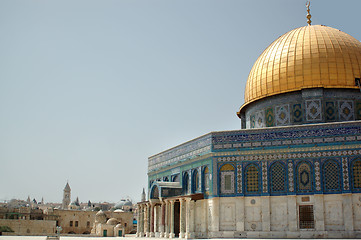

{"left": 351, "top": 159, "right": 361, "bottom": 190}
{"left": 322, "top": 160, "right": 340, "bottom": 192}
{"left": 183, "top": 172, "right": 189, "bottom": 194}
{"left": 203, "top": 166, "right": 210, "bottom": 192}
{"left": 172, "top": 174, "right": 180, "bottom": 182}
{"left": 245, "top": 164, "right": 260, "bottom": 194}
{"left": 150, "top": 185, "right": 159, "bottom": 199}
{"left": 297, "top": 162, "right": 313, "bottom": 192}
{"left": 270, "top": 162, "right": 286, "bottom": 193}
{"left": 220, "top": 164, "right": 235, "bottom": 194}
{"left": 164, "top": 176, "right": 169, "bottom": 182}
{"left": 192, "top": 169, "right": 199, "bottom": 193}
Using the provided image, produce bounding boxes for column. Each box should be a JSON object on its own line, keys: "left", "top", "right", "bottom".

{"left": 150, "top": 203, "right": 155, "bottom": 237}
{"left": 169, "top": 200, "right": 175, "bottom": 238}
{"left": 145, "top": 204, "right": 150, "bottom": 237}
{"left": 185, "top": 198, "right": 194, "bottom": 239}
{"left": 164, "top": 200, "right": 169, "bottom": 238}
{"left": 137, "top": 204, "right": 143, "bottom": 237}
{"left": 160, "top": 202, "right": 165, "bottom": 237}
{"left": 179, "top": 198, "right": 185, "bottom": 238}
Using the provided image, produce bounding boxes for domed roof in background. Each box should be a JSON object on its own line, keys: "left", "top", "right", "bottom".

{"left": 240, "top": 25, "right": 361, "bottom": 112}
{"left": 96, "top": 210, "right": 106, "bottom": 216}
{"left": 107, "top": 218, "right": 119, "bottom": 225}
{"left": 115, "top": 223, "right": 123, "bottom": 228}
{"left": 114, "top": 199, "right": 132, "bottom": 209}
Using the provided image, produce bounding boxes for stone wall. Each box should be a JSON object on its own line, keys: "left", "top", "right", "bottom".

{"left": 0, "top": 219, "right": 56, "bottom": 235}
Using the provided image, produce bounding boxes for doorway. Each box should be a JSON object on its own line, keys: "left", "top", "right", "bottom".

{"left": 174, "top": 201, "right": 180, "bottom": 237}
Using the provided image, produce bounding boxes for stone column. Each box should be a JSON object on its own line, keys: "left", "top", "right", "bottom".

{"left": 150, "top": 203, "right": 155, "bottom": 237}
{"left": 261, "top": 196, "right": 270, "bottom": 232}
{"left": 160, "top": 202, "right": 165, "bottom": 237}
{"left": 145, "top": 204, "right": 150, "bottom": 237}
{"left": 164, "top": 200, "right": 169, "bottom": 238}
{"left": 185, "top": 198, "right": 194, "bottom": 238}
{"left": 342, "top": 193, "right": 354, "bottom": 232}
{"left": 137, "top": 204, "right": 143, "bottom": 237}
{"left": 169, "top": 200, "right": 175, "bottom": 238}
{"left": 179, "top": 198, "right": 185, "bottom": 238}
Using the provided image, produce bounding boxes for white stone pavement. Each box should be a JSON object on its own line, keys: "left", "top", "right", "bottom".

{"left": 0, "top": 237, "right": 355, "bottom": 240}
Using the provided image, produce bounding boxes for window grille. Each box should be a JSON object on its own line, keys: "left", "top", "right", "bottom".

{"left": 299, "top": 205, "right": 314, "bottom": 229}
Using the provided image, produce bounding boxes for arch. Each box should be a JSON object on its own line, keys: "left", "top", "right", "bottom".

{"left": 245, "top": 163, "right": 260, "bottom": 194}
{"left": 219, "top": 163, "right": 235, "bottom": 194}
{"left": 183, "top": 172, "right": 189, "bottom": 195}
{"left": 351, "top": 158, "right": 361, "bottom": 190}
{"left": 269, "top": 161, "right": 287, "bottom": 194}
{"left": 322, "top": 160, "right": 341, "bottom": 192}
{"left": 150, "top": 185, "right": 159, "bottom": 199}
{"left": 296, "top": 161, "right": 313, "bottom": 192}
{"left": 192, "top": 169, "right": 199, "bottom": 193}
{"left": 202, "top": 166, "right": 210, "bottom": 192}
{"left": 163, "top": 176, "right": 169, "bottom": 182}
{"left": 172, "top": 174, "right": 180, "bottom": 182}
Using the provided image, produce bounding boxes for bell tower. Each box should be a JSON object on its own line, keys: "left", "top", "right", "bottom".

{"left": 62, "top": 182, "right": 71, "bottom": 209}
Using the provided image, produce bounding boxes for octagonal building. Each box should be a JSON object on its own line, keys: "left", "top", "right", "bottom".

{"left": 137, "top": 10, "right": 361, "bottom": 239}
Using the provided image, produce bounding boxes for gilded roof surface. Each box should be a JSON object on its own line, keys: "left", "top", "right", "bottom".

{"left": 242, "top": 25, "right": 361, "bottom": 110}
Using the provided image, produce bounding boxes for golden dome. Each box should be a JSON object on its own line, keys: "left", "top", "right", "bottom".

{"left": 241, "top": 25, "right": 361, "bottom": 111}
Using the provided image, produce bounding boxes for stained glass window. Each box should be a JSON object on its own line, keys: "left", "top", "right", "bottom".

{"left": 270, "top": 162, "right": 286, "bottom": 193}
{"left": 297, "top": 162, "right": 313, "bottom": 192}
{"left": 352, "top": 160, "right": 361, "bottom": 189}
{"left": 322, "top": 160, "right": 340, "bottom": 192}
{"left": 245, "top": 164, "right": 259, "bottom": 193}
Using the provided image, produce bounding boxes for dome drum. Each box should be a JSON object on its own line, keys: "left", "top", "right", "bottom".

{"left": 242, "top": 88, "right": 361, "bottom": 129}
{"left": 239, "top": 25, "right": 361, "bottom": 129}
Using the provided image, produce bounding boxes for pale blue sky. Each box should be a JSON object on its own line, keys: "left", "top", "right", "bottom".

{"left": 1, "top": 0, "right": 360, "bottom": 203}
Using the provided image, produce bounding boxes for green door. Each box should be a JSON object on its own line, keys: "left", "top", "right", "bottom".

{"left": 118, "top": 230, "right": 122, "bottom": 236}
{"left": 103, "top": 229, "right": 107, "bottom": 237}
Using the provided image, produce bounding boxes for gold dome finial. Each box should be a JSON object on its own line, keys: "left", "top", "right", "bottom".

{"left": 306, "top": 1, "right": 312, "bottom": 25}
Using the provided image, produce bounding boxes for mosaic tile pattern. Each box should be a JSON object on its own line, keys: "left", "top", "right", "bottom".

{"left": 237, "top": 164, "right": 242, "bottom": 193}
{"left": 339, "top": 100, "right": 354, "bottom": 121}
{"left": 298, "top": 163, "right": 312, "bottom": 191}
{"left": 356, "top": 101, "right": 361, "bottom": 120}
{"left": 270, "top": 162, "right": 286, "bottom": 192}
{"left": 325, "top": 101, "right": 336, "bottom": 121}
{"left": 306, "top": 99, "right": 322, "bottom": 121}
{"left": 342, "top": 158, "right": 350, "bottom": 191}
{"left": 352, "top": 160, "right": 361, "bottom": 189}
{"left": 315, "top": 161, "right": 321, "bottom": 191}
{"left": 255, "top": 110, "right": 265, "bottom": 128}
{"left": 288, "top": 161, "right": 294, "bottom": 192}
{"left": 292, "top": 104, "right": 303, "bottom": 123}
{"left": 265, "top": 107, "right": 274, "bottom": 127}
{"left": 245, "top": 165, "right": 259, "bottom": 193}
{"left": 275, "top": 104, "right": 290, "bottom": 126}
{"left": 323, "top": 161, "right": 340, "bottom": 192}
{"left": 262, "top": 162, "right": 268, "bottom": 193}
{"left": 250, "top": 115, "right": 256, "bottom": 129}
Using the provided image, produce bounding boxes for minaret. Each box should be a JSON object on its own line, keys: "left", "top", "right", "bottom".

{"left": 141, "top": 188, "right": 146, "bottom": 202}
{"left": 62, "top": 182, "right": 71, "bottom": 209}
